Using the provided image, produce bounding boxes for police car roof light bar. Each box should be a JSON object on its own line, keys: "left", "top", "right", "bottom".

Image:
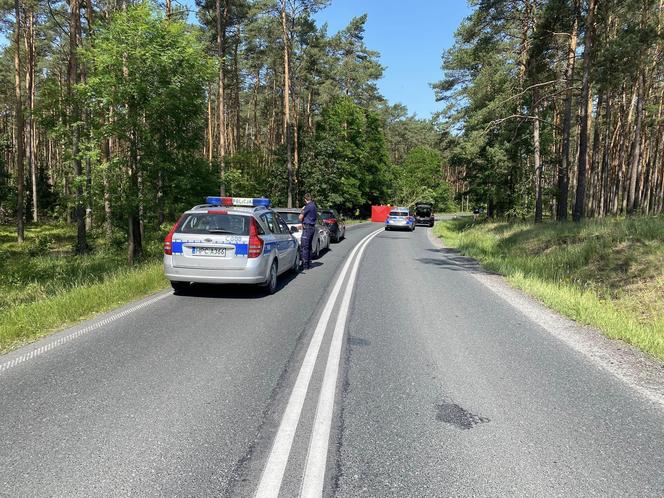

{"left": 205, "top": 196, "right": 271, "bottom": 208}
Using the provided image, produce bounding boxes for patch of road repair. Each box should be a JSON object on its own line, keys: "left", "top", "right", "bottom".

{"left": 0, "top": 290, "right": 172, "bottom": 375}
{"left": 427, "top": 227, "right": 664, "bottom": 409}
{"left": 435, "top": 401, "right": 490, "bottom": 430}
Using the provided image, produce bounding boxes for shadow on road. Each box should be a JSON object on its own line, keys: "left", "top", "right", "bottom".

{"left": 416, "top": 248, "right": 498, "bottom": 276}
{"left": 172, "top": 268, "right": 300, "bottom": 299}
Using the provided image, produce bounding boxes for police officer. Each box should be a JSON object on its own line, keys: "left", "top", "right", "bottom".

{"left": 299, "top": 193, "right": 318, "bottom": 270}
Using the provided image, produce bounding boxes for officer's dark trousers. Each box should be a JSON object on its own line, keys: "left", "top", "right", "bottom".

{"left": 301, "top": 225, "right": 315, "bottom": 268}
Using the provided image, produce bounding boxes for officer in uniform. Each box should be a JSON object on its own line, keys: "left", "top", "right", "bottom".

{"left": 299, "top": 193, "right": 318, "bottom": 270}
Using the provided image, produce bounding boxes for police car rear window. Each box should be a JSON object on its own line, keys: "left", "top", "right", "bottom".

{"left": 390, "top": 211, "right": 408, "bottom": 217}
{"left": 178, "top": 213, "right": 249, "bottom": 235}
{"left": 277, "top": 212, "right": 301, "bottom": 224}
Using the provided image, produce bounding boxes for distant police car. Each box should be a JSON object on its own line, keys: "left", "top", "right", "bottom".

{"left": 384, "top": 208, "right": 415, "bottom": 231}
{"left": 164, "top": 197, "right": 300, "bottom": 294}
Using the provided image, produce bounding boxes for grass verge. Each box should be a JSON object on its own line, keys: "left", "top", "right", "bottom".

{"left": 435, "top": 216, "right": 664, "bottom": 361}
{"left": 0, "top": 262, "right": 167, "bottom": 354}
{"left": 0, "top": 223, "right": 169, "bottom": 354}
{"left": 345, "top": 218, "right": 371, "bottom": 226}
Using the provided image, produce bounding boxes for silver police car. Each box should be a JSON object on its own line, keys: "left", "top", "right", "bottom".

{"left": 384, "top": 207, "right": 415, "bottom": 231}
{"left": 164, "top": 197, "right": 300, "bottom": 294}
{"left": 273, "top": 208, "right": 331, "bottom": 259}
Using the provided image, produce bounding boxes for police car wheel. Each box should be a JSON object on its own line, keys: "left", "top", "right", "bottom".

{"left": 264, "top": 261, "right": 278, "bottom": 294}
{"left": 292, "top": 251, "right": 302, "bottom": 273}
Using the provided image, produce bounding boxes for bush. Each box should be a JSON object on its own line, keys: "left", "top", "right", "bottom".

{"left": 28, "top": 234, "right": 54, "bottom": 257}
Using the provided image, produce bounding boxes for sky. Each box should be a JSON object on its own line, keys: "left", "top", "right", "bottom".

{"left": 314, "top": 0, "right": 471, "bottom": 118}
{"left": 1, "top": 1, "right": 471, "bottom": 118}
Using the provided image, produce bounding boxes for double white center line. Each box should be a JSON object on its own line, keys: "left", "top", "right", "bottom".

{"left": 255, "top": 228, "right": 383, "bottom": 498}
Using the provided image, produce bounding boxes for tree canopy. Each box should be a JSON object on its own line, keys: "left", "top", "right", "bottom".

{"left": 1, "top": 0, "right": 661, "bottom": 263}
{"left": 0, "top": 0, "right": 449, "bottom": 260}
{"left": 435, "top": 0, "right": 664, "bottom": 220}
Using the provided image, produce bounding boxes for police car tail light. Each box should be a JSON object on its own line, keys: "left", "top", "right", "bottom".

{"left": 248, "top": 217, "right": 264, "bottom": 258}
{"left": 164, "top": 217, "right": 183, "bottom": 255}
{"left": 324, "top": 218, "right": 337, "bottom": 225}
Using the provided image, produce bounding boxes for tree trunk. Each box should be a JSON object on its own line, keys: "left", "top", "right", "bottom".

{"left": 157, "top": 171, "right": 164, "bottom": 226}
{"left": 293, "top": 98, "right": 300, "bottom": 202}
{"left": 599, "top": 95, "right": 612, "bottom": 216}
{"left": 207, "top": 88, "right": 213, "bottom": 166}
{"left": 573, "top": 0, "right": 596, "bottom": 222}
{"left": 216, "top": 0, "right": 228, "bottom": 196}
{"left": 69, "top": 0, "right": 86, "bottom": 253}
{"left": 517, "top": 0, "right": 533, "bottom": 89}
{"left": 83, "top": 4, "right": 93, "bottom": 231}
{"left": 127, "top": 128, "right": 142, "bottom": 265}
{"left": 101, "top": 125, "right": 112, "bottom": 240}
{"left": 26, "top": 9, "right": 38, "bottom": 223}
{"left": 588, "top": 91, "right": 603, "bottom": 216}
{"left": 558, "top": 1, "right": 579, "bottom": 221}
{"left": 252, "top": 70, "right": 261, "bottom": 148}
{"left": 627, "top": 73, "right": 644, "bottom": 215}
{"left": 281, "top": 0, "right": 293, "bottom": 207}
{"left": 533, "top": 92, "right": 543, "bottom": 223}
{"left": 650, "top": 88, "right": 664, "bottom": 213}
{"left": 234, "top": 33, "right": 241, "bottom": 152}
{"left": 14, "top": 0, "right": 25, "bottom": 243}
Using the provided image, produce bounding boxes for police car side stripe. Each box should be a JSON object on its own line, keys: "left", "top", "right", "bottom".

{"left": 172, "top": 241, "right": 184, "bottom": 254}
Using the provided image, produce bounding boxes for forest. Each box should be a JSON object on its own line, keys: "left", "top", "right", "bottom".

{"left": 437, "top": 0, "right": 664, "bottom": 222}
{"left": 0, "top": 0, "right": 449, "bottom": 262}
{"left": 1, "top": 0, "right": 663, "bottom": 264}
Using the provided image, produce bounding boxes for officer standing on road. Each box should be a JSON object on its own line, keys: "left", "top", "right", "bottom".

{"left": 299, "top": 193, "right": 318, "bottom": 270}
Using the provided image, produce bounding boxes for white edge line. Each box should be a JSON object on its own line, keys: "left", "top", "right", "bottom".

{"left": 0, "top": 291, "right": 172, "bottom": 375}
{"left": 426, "top": 227, "right": 664, "bottom": 409}
{"left": 300, "top": 229, "right": 381, "bottom": 497}
{"left": 254, "top": 228, "right": 383, "bottom": 498}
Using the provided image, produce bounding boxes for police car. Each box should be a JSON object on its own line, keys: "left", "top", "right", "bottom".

{"left": 273, "top": 208, "right": 331, "bottom": 259}
{"left": 164, "top": 197, "right": 300, "bottom": 294}
{"left": 384, "top": 208, "right": 415, "bottom": 231}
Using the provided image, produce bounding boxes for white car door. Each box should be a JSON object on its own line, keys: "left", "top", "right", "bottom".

{"left": 276, "top": 215, "right": 297, "bottom": 269}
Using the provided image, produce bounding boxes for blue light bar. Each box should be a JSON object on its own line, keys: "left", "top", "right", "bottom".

{"left": 206, "top": 196, "right": 271, "bottom": 207}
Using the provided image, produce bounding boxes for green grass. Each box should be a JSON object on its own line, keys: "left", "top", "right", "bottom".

{"left": 0, "top": 223, "right": 169, "bottom": 353}
{"left": 434, "top": 216, "right": 664, "bottom": 361}
{"left": 345, "top": 218, "right": 371, "bottom": 225}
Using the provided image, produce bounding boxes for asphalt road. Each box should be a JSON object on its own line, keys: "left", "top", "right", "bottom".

{"left": 1, "top": 222, "right": 663, "bottom": 497}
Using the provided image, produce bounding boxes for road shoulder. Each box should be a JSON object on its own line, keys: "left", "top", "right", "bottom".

{"left": 0, "top": 289, "right": 172, "bottom": 375}
{"left": 427, "top": 226, "right": 664, "bottom": 409}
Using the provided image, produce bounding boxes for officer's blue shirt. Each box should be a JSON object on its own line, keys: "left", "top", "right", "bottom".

{"left": 302, "top": 201, "right": 317, "bottom": 225}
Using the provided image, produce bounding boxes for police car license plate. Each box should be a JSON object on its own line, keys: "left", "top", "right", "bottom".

{"left": 193, "top": 247, "right": 226, "bottom": 256}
